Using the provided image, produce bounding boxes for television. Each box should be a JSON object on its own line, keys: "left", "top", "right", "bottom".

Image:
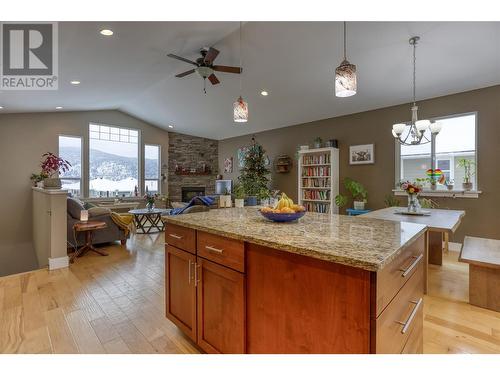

{"left": 215, "top": 180, "right": 232, "bottom": 195}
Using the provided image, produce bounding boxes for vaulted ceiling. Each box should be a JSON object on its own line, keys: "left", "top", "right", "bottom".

{"left": 1, "top": 21, "right": 499, "bottom": 139}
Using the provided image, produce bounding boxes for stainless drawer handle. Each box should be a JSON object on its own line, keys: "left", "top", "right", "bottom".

{"left": 194, "top": 263, "right": 201, "bottom": 286}
{"left": 169, "top": 233, "right": 183, "bottom": 240}
{"left": 205, "top": 245, "right": 224, "bottom": 254}
{"left": 188, "top": 260, "right": 193, "bottom": 285}
{"left": 400, "top": 254, "right": 423, "bottom": 277}
{"left": 396, "top": 297, "right": 423, "bottom": 334}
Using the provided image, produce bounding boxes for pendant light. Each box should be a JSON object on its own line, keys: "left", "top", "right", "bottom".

{"left": 392, "top": 37, "right": 442, "bottom": 145}
{"left": 335, "top": 22, "right": 357, "bottom": 97}
{"left": 233, "top": 22, "right": 248, "bottom": 123}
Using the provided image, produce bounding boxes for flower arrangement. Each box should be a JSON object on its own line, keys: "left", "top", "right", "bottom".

{"left": 41, "top": 152, "right": 71, "bottom": 177}
{"left": 144, "top": 193, "right": 157, "bottom": 205}
{"left": 400, "top": 180, "right": 422, "bottom": 195}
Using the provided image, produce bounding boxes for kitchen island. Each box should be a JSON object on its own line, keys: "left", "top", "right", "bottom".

{"left": 163, "top": 208, "right": 427, "bottom": 354}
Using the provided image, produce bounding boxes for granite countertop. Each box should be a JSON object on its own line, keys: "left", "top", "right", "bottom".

{"left": 164, "top": 208, "right": 427, "bottom": 272}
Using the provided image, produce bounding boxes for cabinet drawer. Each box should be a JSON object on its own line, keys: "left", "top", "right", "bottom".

{"left": 166, "top": 224, "right": 196, "bottom": 254}
{"left": 375, "top": 234, "right": 424, "bottom": 317}
{"left": 375, "top": 260, "right": 423, "bottom": 354}
{"left": 197, "top": 231, "right": 245, "bottom": 273}
{"left": 400, "top": 306, "right": 423, "bottom": 354}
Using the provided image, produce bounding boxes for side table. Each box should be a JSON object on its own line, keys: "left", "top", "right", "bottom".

{"left": 71, "top": 221, "right": 108, "bottom": 263}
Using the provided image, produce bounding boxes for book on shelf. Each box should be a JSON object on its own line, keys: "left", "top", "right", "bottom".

{"left": 301, "top": 166, "right": 330, "bottom": 177}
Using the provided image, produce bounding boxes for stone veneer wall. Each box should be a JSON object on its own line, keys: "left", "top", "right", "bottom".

{"left": 168, "top": 132, "right": 219, "bottom": 202}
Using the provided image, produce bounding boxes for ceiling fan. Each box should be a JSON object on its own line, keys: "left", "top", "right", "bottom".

{"left": 167, "top": 47, "right": 242, "bottom": 92}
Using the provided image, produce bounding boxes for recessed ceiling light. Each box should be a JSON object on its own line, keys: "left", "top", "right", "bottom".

{"left": 100, "top": 29, "right": 113, "bottom": 36}
{"left": 55, "top": 106, "right": 63, "bottom": 110}
{"left": 70, "top": 80, "right": 80, "bottom": 85}
{"left": 0, "top": 106, "right": 3, "bottom": 109}
{"left": 168, "top": 125, "right": 174, "bottom": 129}
{"left": 260, "top": 90, "right": 269, "bottom": 96}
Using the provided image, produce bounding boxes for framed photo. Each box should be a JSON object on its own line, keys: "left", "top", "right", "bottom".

{"left": 223, "top": 157, "right": 233, "bottom": 173}
{"left": 349, "top": 144, "right": 375, "bottom": 165}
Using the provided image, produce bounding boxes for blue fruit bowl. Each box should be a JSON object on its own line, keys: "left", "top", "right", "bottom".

{"left": 259, "top": 209, "right": 306, "bottom": 222}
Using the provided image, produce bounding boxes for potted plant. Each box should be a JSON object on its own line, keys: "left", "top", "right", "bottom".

{"left": 400, "top": 180, "right": 423, "bottom": 213}
{"left": 458, "top": 158, "right": 475, "bottom": 191}
{"left": 144, "top": 193, "right": 157, "bottom": 211}
{"left": 335, "top": 178, "right": 368, "bottom": 210}
{"left": 30, "top": 172, "right": 48, "bottom": 188}
{"left": 220, "top": 188, "right": 232, "bottom": 208}
{"left": 40, "top": 152, "right": 71, "bottom": 189}
{"left": 313, "top": 137, "right": 323, "bottom": 149}
{"left": 257, "top": 187, "right": 271, "bottom": 206}
{"left": 238, "top": 137, "right": 270, "bottom": 207}
{"left": 233, "top": 183, "right": 245, "bottom": 208}
{"left": 444, "top": 179, "right": 454, "bottom": 191}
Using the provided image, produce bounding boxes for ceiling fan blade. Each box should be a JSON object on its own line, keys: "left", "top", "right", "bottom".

{"left": 204, "top": 47, "right": 220, "bottom": 64}
{"left": 208, "top": 74, "right": 220, "bottom": 85}
{"left": 175, "top": 69, "right": 195, "bottom": 78}
{"left": 167, "top": 53, "right": 198, "bottom": 66}
{"left": 212, "top": 65, "right": 242, "bottom": 74}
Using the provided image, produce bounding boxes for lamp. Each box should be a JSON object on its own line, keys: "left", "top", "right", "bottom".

{"left": 335, "top": 22, "right": 357, "bottom": 98}
{"left": 392, "top": 37, "right": 441, "bottom": 145}
{"left": 80, "top": 210, "right": 89, "bottom": 222}
{"left": 233, "top": 22, "right": 248, "bottom": 123}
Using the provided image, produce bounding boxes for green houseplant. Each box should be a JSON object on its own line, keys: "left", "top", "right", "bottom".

{"left": 233, "top": 183, "right": 246, "bottom": 208}
{"left": 335, "top": 178, "right": 368, "bottom": 210}
{"left": 457, "top": 158, "right": 475, "bottom": 191}
{"left": 238, "top": 137, "right": 270, "bottom": 206}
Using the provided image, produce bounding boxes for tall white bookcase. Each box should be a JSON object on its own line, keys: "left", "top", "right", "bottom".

{"left": 298, "top": 147, "right": 339, "bottom": 214}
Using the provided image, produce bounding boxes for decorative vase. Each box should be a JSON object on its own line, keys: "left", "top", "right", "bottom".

{"left": 430, "top": 183, "right": 437, "bottom": 191}
{"left": 407, "top": 194, "right": 421, "bottom": 213}
{"left": 146, "top": 202, "right": 155, "bottom": 211}
{"left": 300, "top": 145, "right": 309, "bottom": 151}
{"left": 235, "top": 198, "right": 245, "bottom": 208}
{"left": 43, "top": 177, "right": 62, "bottom": 189}
{"left": 353, "top": 201, "right": 365, "bottom": 210}
{"left": 447, "top": 184, "right": 454, "bottom": 191}
{"left": 246, "top": 196, "right": 258, "bottom": 206}
{"left": 36, "top": 181, "right": 44, "bottom": 188}
{"left": 462, "top": 182, "right": 473, "bottom": 191}
{"left": 313, "top": 142, "right": 322, "bottom": 149}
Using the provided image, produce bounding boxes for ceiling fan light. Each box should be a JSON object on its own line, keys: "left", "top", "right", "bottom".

{"left": 415, "top": 119, "right": 430, "bottom": 132}
{"left": 233, "top": 96, "right": 248, "bottom": 123}
{"left": 392, "top": 123, "right": 406, "bottom": 136}
{"left": 335, "top": 60, "right": 357, "bottom": 97}
{"left": 196, "top": 66, "right": 213, "bottom": 79}
{"left": 430, "top": 121, "right": 443, "bottom": 134}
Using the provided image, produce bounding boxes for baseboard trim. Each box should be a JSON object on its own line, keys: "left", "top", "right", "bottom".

{"left": 48, "top": 256, "right": 69, "bottom": 270}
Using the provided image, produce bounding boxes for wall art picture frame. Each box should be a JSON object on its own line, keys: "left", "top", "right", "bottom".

{"left": 349, "top": 144, "right": 375, "bottom": 165}
{"left": 223, "top": 157, "right": 233, "bottom": 173}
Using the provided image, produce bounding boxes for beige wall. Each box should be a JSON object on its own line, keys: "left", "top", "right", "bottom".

{"left": 0, "top": 110, "right": 169, "bottom": 276}
{"left": 219, "top": 85, "right": 500, "bottom": 243}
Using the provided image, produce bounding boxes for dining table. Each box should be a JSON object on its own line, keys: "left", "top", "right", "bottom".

{"left": 361, "top": 207, "right": 465, "bottom": 292}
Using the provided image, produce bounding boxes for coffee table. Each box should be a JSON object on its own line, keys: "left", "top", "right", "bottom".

{"left": 71, "top": 221, "right": 108, "bottom": 263}
{"left": 129, "top": 208, "right": 169, "bottom": 233}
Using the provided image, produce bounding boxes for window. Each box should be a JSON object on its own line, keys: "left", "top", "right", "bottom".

{"left": 89, "top": 123, "right": 139, "bottom": 198}
{"left": 144, "top": 144, "right": 161, "bottom": 194}
{"left": 397, "top": 113, "right": 477, "bottom": 190}
{"left": 58, "top": 135, "right": 82, "bottom": 196}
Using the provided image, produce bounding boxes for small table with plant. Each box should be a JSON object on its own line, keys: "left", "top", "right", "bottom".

{"left": 71, "top": 220, "right": 108, "bottom": 263}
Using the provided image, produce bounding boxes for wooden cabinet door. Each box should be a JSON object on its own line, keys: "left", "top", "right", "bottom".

{"left": 165, "top": 245, "right": 197, "bottom": 341}
{"left": 196, "top": 258, "right": 245, "bottom": 353}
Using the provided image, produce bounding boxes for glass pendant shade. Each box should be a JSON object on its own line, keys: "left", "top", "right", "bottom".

{"left": 429, "top": 121, "right": 442, "bottom": 134}
{"left": 415, "top": 119, "right": 430, "bottom": 132}
{"left": 233, "top": 96, "right": 248, "bottom": 123}
{"left": 335, "top": 60, "right": 357, "bottom": 97}
{"left": 392, "top": 123, "right": 406, "bottom": 136}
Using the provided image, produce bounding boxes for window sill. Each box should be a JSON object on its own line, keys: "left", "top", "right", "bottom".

{"left": 393, "top": 189, "right": 481, "bottom": 199}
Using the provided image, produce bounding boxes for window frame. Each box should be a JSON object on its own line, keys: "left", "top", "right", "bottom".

{"left": 58, "top": 134, "right": 83, "bottom": 197}
{"left": 144, "top": 143, "right": 161, "bottom": 195}
{"left": 395, "top": 111, "right": 478, "bottom": 192}
{"left": 88, "top": 122, "right": 142, "bottom": 198}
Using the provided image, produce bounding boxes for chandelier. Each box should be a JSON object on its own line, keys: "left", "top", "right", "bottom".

{"left": 335, "top": 22, "right": 357, "bottom": 97}
{"left": 233, "top": 22, "right": 248, "bottom": 123}
{"left": 392, "top": 36, "right": 442, "bottom": 145}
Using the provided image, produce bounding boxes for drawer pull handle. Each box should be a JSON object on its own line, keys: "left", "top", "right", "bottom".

{"left": 396, "top": 298, "right": 423, "bottom": 334}
{"left": 188, "top": 260, "right": 193, "bottom": 285}
{"left": 169, "top": 233, "right": 183, "bottom": 240}
{"left": 400, "top": 254, "right": 423, "bottom": 277}
{"left": 194, "top": 263, "right": 201, "bottom": 286}
{"left": 205, "top": 245, "right": 224, "bottom": 254}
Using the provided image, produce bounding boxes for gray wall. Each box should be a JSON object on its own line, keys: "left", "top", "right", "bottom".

{"left": 219, "top": 85, "right": 500, "bottom": 243}
{"left": 0, "top": 110, "right": 170, "bottom": 277}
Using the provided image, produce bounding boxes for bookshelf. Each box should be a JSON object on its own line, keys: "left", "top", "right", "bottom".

{"left": 298, "top": 147, "right": 339, "bottom": 214}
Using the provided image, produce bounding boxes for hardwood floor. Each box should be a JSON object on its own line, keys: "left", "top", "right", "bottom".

{"left": 0, "top": 235, "right": 499, "bottom": 354}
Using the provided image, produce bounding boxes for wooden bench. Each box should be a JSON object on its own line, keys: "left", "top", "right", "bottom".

{"left": 459, "top": 236, "right": 500, "bottom": 312}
